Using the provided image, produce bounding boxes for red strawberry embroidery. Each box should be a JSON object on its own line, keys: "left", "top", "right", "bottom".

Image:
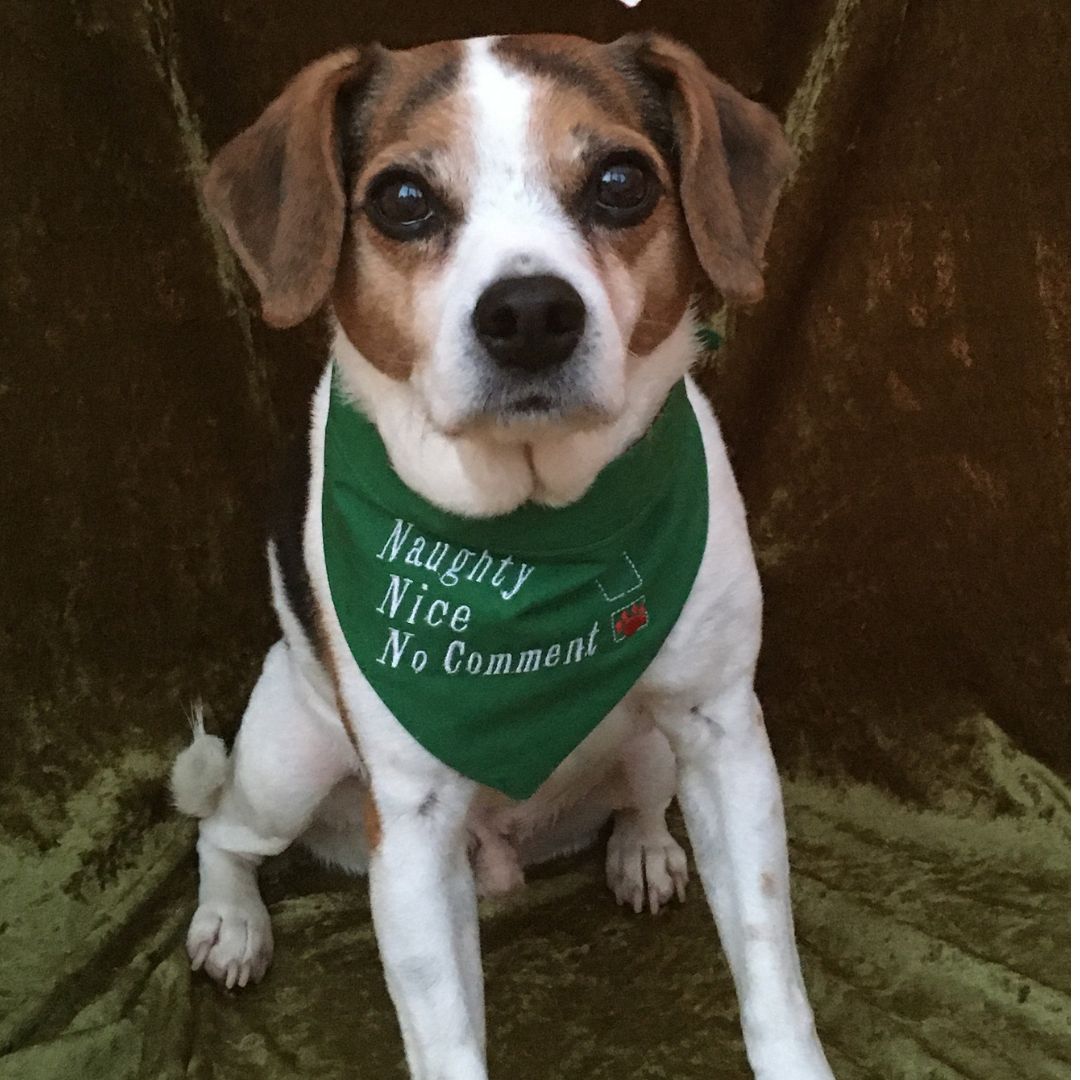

{"left": 615, "top": 602, "right": 648, "bottom": 638}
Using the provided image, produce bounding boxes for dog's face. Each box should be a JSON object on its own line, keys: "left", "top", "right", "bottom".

{"left": 204, "top": 34, "right": 791, "bottom": 436}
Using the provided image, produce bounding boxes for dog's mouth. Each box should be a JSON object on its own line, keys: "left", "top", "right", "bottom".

{"left": 471, "top": 387, "right": 614, "bottom": 437}
{"left": 438, "top": 396, "right": 611, "bottom": 440}
{"left": 504, "top": 393, "right": 556, "bottom": 416}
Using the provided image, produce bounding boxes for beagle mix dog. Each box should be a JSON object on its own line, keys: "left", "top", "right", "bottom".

{"left": 171, "top": 32, "right": 834, "bottom": 1080}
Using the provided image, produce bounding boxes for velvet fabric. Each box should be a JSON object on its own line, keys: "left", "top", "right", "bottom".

{"left": 0, "top": 1, "right": 1067, "bottom": 1077}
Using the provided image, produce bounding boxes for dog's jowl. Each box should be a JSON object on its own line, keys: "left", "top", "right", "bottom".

{"left": 170, "top": 32, "right": 835, "bottom": 1080}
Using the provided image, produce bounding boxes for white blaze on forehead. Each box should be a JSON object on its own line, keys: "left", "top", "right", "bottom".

{"left": 457, "top": 37, "right": 577, "bottom": 252}
{"left": 463, "top": 38, "right": 536, "bottom": 214}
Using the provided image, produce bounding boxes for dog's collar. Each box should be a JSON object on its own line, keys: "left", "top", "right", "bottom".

{"left": 321, "top": 374, "right": 710, "bottom": 798}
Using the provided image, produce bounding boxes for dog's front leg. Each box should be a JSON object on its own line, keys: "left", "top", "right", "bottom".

{"left": 656, "top": 682, "right": 834, "bottom": 1080}
{"left": 366, "top": 756, "right": 486, "bottom": 1080}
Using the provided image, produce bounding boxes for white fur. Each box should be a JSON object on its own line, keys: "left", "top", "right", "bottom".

{"left": 176, "top": 35, "right": 834, "bottom": 1080}
{"left": 419, "top": 39, "right": 627, "bottom": 433}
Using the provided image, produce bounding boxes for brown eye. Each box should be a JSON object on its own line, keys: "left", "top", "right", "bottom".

{"left": 590, "top": 154, "right": 658, "bottom": 227}
{"left": 598, "top": 163, "right": 646, "bottom": 209}
{"left": 365, "top": 171, "right": 438, "bottom": 239}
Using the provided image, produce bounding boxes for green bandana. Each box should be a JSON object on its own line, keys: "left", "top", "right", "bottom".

{"left": 322, "top": 375, "right": 709, "bottom": 799}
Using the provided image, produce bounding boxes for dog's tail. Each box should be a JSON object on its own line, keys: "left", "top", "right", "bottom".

{"left": 170, "top": 701, "right": 229, "bottom": 819}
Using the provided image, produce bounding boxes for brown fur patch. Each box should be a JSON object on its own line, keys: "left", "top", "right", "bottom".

{"left": 626, "top": 213, "right": 698, "bottom": 356}
{"left": 332, "top": 41, "right": 470, "bottom": 379}
{"left": 494, "top": 35, "right": 639, "bottom": 126}
{"left": 332, "top": 232, "right": 427, "bottom": 381}
{"left": 361, "top": 41, "right": 464, "bottom": 150}
{"left": 760, "top": 871, "right": 778, "bottom": 898}
{"left": 361, "top": 785, "right": 383, "bottom": 852}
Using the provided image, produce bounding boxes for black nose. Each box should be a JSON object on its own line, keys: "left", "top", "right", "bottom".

{"left": 472, "top": 274, "right": 586, "bottom": 372}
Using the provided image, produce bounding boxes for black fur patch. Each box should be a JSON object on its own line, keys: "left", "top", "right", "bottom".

{"left": 608, "top": 36, "right": 680, "bottom": 174}
{"left": 268, "top": 426, "right": 317, "bottom": 648}
{"left": 335, "top": 48, "right": 390, "bottom": 200}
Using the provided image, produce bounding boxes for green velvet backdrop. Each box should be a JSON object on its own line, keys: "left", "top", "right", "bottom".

{"left": 0, "top": 2, "right": 1068, "bottom": 1078}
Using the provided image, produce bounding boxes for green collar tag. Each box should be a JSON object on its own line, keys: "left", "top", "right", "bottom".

{"left": 322, "top": 375, "right": 710, "bottom": 799}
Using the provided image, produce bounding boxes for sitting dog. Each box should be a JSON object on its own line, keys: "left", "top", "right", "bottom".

{"left": 171, "top": 32, "right": 834, "bottom": 1080}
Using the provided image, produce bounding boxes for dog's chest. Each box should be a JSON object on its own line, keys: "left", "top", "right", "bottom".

{"left": 319, "top": 374, "right": 711, "bottom": 799}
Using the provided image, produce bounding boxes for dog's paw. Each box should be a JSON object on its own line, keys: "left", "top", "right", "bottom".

{"left": 606, "top": 813, "right": 689, "bottom": 915}
{"left": 187, "top": 898, "right": 274, "bottom": 989}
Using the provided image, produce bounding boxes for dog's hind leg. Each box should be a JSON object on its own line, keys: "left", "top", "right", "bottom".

{"left": 173, "top": 638, "right": 359, "bottom": 988}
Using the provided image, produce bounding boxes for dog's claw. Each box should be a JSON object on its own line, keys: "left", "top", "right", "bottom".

{"left": 190, "top": 939, "right": 211, "bottom": 972}
{"left": 607, "top": 817, "right": 689, "bottom": 917}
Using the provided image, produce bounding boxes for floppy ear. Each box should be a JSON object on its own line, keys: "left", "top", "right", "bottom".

{"left": 620, "top": 35, "right": 794, "bottom": 306}
{"left": 202, "top": 48, "right": 379, "bottom": 327}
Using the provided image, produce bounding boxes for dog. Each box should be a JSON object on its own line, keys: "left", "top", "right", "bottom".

{"left": 170, "top": 32, "right": 834, "bottom": 1080}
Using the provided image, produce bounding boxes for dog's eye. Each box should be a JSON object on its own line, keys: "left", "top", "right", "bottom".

{"left": 598, "top": 163, "right": 647, "bottom": 208}
{"left": 365, "top": 172, "right": 438, "bottom": 239}
{"left": 591, "top": 155, "right": 658, "bottom": 227}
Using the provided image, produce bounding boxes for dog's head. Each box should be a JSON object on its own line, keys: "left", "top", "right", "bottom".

{"left": 204, "top": 34, "right": 791, "bottom": 435}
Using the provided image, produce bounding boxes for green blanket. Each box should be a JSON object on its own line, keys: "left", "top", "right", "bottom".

{"left": 0, "top": 710, "right": 1067, "bottom": 1079}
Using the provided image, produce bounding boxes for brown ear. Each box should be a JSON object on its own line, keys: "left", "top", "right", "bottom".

{"left": 623, "top": 35, "right": 794, "bottom": 306}
{"left": 202, "top": 48, "right": 378, "bottom": 327}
